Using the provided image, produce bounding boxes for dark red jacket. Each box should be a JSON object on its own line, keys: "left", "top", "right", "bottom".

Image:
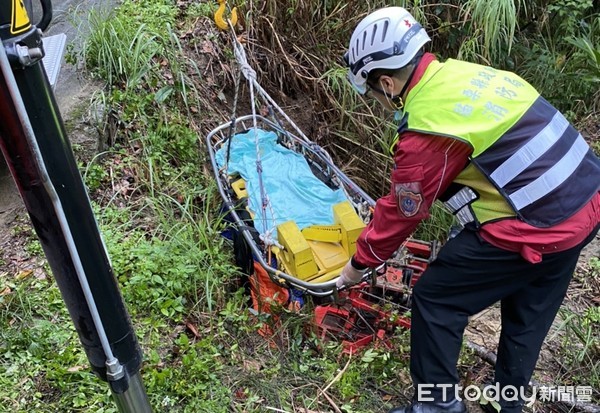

{"left": 354, "top": 53, "right": 600, "bottom": 267}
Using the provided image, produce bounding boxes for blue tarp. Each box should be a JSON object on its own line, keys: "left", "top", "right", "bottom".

{"left": 216, "top": 129, "right": 348, "bottom": 236}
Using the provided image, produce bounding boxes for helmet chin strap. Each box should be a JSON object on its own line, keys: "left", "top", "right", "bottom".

{"left": 384, "top": 61, "right": 419, "bottom": 111}
{"left": 380, "top": 81, "right": 405, "bottom": 111}
{"left": 378, "top": 52, "right": 423, "bottom": 111}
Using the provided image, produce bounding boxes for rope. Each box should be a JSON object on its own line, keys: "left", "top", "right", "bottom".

{"left": 230, "top": 31, "right": 311, "bottom": 143}
{"left": 232, "top": 41, "right": 362, "bottom": 209}
{"left": 225, "top": 69, "right": 242, "bottom": 168}
{"left": 224, "top": 19, "right": 353, "bottom": 245}
{"left": 227, "top": 22, "right": 271, "bottom": 238}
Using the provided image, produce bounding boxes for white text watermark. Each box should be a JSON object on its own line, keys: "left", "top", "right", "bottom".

{"left": 417, "top": 384, "right": 594, "bottom": 406}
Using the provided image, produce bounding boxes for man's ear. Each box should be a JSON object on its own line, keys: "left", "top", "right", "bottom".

{"left": 379, "top": 75, "right": 396, "bottom": 95}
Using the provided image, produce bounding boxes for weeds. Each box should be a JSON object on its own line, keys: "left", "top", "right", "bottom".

{"left": 1, "top": 0, "right": 238, "bottom": 410}
{"left": 413, "top": 203, "right": 455, "bottom": 242}
{"left": 513, "top": 1, "right": 599, "bottom": 116}
{"left": 567, "top": 16, "right": 600, "bottom": 84}
{"left": 460, "top": 0, "right": 522, "bottom": 63}
{"left": 82, "top": 9, "right": 160, "bottom": 89}
{"left": 555, "top": 306, "right": 600, "bottom": 393}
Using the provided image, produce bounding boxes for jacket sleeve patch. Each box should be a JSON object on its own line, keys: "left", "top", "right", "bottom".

{"left": 391, "top": 164, "right": 427, "bottom": 219}
{"left": 395, "top": 183, "right": 424, "bottom": 217}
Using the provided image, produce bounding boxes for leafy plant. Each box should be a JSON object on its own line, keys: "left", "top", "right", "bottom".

{"left": 82, "top": 9, "right": 160, "bottom": 89}
{"left": 460, "top": 0, "right": 524, "bottom": 64}
{"left": 547, "top": 0, "right": 594, "bottom": 37}
{"left": 4, "top": 1, "right": 600, "bottom": 412}
{"left": 413, "top": 202, "right": 455, "bottom": 242}
{"left": 590, "top": 257, "right": 600, "bottom": 277}
{"left": 83, "top": 161, "right": 109, "bottom": 192}
{"left": 567, "top": 17, "right": 600, "bottom": 83}
{"left": 554, "top": 307, "right": 600, "bottom": 391}
{"left": 511, "top": 2, "right": 599, "bottom": 117}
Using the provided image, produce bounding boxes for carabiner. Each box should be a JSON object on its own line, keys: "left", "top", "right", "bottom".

{"left": 214, "top": 0, "right": 238, "bottom": 31}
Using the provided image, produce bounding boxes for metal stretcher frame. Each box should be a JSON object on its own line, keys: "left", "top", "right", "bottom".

{"left": 206, "top": 114, "right": 376, "bottom": 297}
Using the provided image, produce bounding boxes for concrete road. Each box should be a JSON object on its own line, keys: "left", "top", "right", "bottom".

{"left": 0, "top": 0, "right": 109, "bottom": 226}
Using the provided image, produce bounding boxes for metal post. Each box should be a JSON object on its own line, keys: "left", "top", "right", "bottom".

{"left": 0, "top": 2, "right": 152, "bottom": 412}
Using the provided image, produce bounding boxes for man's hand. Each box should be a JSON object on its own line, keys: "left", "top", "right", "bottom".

{"left": 336, "top": 259, "right": 368, "bottom": 288}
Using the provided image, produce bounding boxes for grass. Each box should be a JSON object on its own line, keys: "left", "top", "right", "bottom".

{"left": 3, "top": 1, "right": 418, "bottom": 411}
{"left": 513, "top": 2, "right": 599, "bottom": 117}
{"left": 460, "top": 0, "right": 523, "bottom": 63}
{"left": 547, "top": 258, "right": 600, "bottom": 401}
{"left": 82, "top": 9, "right": 159, "bottom": 89}
{"left": 1, "top": 0, "right": 599, "bottom": 411}
{"left": 567, "top": 16, "right": 600, "bottom": 84}
{"left": 554, "top": 305, "right": 600, "bottom": 394}
{"left": 413, "top": 203, "right": 455, "bottom": 242}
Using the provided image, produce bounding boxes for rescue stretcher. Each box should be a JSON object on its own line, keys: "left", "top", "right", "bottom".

{"left": 206, "top": 114, "right": 439, "bottom": 349}
{"left": 205, "top": 30, "right": 439, "bottom": 349}
{"left": 206, "top": 114, "right": 375, "bottom": 297}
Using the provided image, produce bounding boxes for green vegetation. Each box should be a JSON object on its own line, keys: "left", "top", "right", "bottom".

{"left": 250, "top": 0, "right": 599, "bottom": 195}
{"left": 555, "top": 305, "right": 600, "bottom": 392}
{"left": 4, "top": 1, "right": 416, "bottom": 412}
{"left": 552, "top": 259, "right": 600, "bottom": 393}
{"left": 1, "top": 0, "right": 598, "bottom": 412}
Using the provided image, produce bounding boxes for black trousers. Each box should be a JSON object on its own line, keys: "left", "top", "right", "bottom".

{"left": 410, "top": 225, "right": 599, "bottom": 412}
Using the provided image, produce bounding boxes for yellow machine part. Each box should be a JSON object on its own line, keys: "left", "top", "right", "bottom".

{"left": 308, "top": 266, "right": 344, "bottom": 283}
{"left": 274, "top": 201, "right": 366, "bottom": 283}
{"left": 231, "top": 178, "right": 248, "bottom": 199}
{"left": 333, "top": 201, "right": 366, "bottom": 257}
{"left": 301, "top": 225, "right": 342, "bottom": 243}
{"left": 307, "top": 240, "right": 348, "bottom": 275}
{"left": 277, "top": 221, "right": 319, "bottom": 280}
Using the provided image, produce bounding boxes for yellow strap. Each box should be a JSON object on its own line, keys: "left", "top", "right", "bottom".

{"left": 389, "top": 133, "right": 400, "bottom": 155}
{"left": 301, "top": 225, "right": 342, "bottom": 243}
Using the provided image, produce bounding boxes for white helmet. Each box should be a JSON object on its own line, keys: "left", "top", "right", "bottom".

{"left": 345, "top": 7, "right": 430, "bottom": 94}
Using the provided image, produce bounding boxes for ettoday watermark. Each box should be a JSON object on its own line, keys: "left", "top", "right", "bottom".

{"left": 417, "top": 384, "right": 594, "bottom": 406}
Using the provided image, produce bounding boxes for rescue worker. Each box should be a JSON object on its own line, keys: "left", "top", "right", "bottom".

{"left": 336, "top": 6, "right": 600, "bottom": 413}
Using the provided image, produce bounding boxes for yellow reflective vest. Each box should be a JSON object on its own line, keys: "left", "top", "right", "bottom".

{"left": 398, "top": 59, "right": 600, "bottom": 227}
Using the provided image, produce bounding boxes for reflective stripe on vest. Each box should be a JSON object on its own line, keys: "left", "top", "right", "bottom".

{"left": 489, "top": 111, "right": 570, "bottom": 188}
{"left": 401, "top": 59, "right": 600, "bottom": 227}
{"left": 443, "top": 186, "right": 479, "bottom": 226}
{"left": 508, "top": 135, "right": 588, "bottom": 210}
{"left": 475, "top": 96, "right": 599, "bottom": 226}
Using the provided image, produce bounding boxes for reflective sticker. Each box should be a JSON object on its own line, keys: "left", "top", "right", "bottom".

{"left": 490, "top": 110, "right": 568, "bottom": 187}
{"left": 509, "top": 134, "right": 589, "bottom": 210}
{"left": 395, "top": 183, "right": 424, "bottom": 218}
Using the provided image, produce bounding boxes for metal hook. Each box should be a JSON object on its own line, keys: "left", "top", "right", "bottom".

{"left": 214, "top": 0, "right": 238, "bottom": 31}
